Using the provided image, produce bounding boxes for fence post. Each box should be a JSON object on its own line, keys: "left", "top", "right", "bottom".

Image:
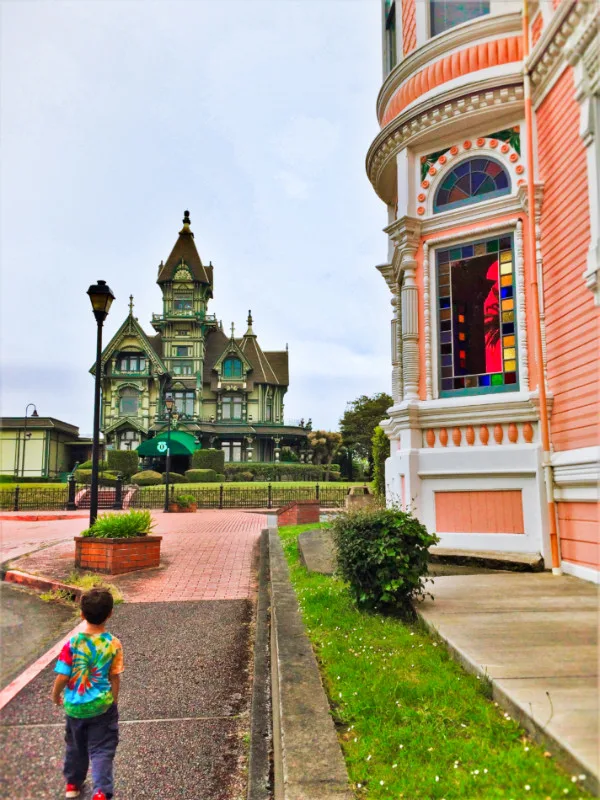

{"left": 113, "top": 475, "right": 123, "bottom": 510}
{"left": 315, "top": 483, "right": 320, "bottom": 502}
{"left": 219, "top": 484, "right": 224, "bottom": 509}
{"left": 13, "top": 485, "right": 20, "bottom": 512}
{"left": 170, "top": 484, "right": 175, "bottom": 504}
{"left": 267, "top": 482, "right": 272, "bottom": 510}
{"left": 66, "top": 476, "right": 77, "bottom": 510}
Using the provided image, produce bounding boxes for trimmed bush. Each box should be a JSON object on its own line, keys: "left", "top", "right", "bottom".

{"left": 107, "top": 450, "right": 139, "bottom": 481}
{"left": 175, "top": 494, "right": 196, "bottom": 509}
{"left": 161, "top": 471, "right": 187, "bottom": 484}
{"left": 237, "top": 471, "right": 255, "bottom": 482}
{"left": 77, "top": 460, "right": 108, "bottom": 471}
{"left": 330, "top": 463, "right": 341, "bottom": 473}
{"left": 131, "top": 470, "right": 162, "bottom": 487}
{"left": 331, "top": 507, "right": 440, "bottom": 615}
{"left": 185, "top": 469, "right": 218, "bottom": 483}
{"left": 216, "top": 474, "right": 225, "bottom": 482}
{"left": 223, "top": 462, "right": 326, "bottom": 482}
{"left": 191, "top": 448, "right": 225, "bottom": 473}
{"left": 74, "top": 469, "right": 119, "bottom": 486}
{"left": 81, "top": 510, "right": 154, "bottom": 539}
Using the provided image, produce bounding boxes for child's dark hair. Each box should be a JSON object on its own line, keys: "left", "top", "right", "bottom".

{"left": 81, "top": 588, "right": 114, "bottom": 625}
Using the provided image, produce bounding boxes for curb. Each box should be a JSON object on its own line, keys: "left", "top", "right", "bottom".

{"left": 2, "top": 569, "right": 83, "bottom": 601}
{"left": 247, "top": 529, "right": 273, "bottom": 800}
{"left": 269, "top": 528, "right": 353, "bottom": 800}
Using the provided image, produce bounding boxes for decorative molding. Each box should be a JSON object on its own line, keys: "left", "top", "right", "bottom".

{"left": 423, "top": 241, "right": 433, "bottom": 400}
{"left": 560, "top": 561, "right": 600, "bottom": 584}
{"left": 377, "top": 12, "right": 522, "bottom": 122}
{"left": 367, "top": 81, "right": 525, "bottom": 203}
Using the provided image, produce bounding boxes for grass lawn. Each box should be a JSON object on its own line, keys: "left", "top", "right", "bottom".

{"left": 139, "top": 480, "right": 368, "bottom": 491}
{"left": 279, "top": 523, "right": 591, "bottom": 799}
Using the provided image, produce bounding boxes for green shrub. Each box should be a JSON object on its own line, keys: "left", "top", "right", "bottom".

{"left": 74, "top": 469, "right": 120, "bottom": 486}
{"left": 280, "top": 447, "right": 300, "bottom": 463}
{"left": 131, "top": 470, "right": 162, "bottom": 486}
{"left": 107, "top": 450, "right": 139, "bottom": 481}
{"left": 175, "top": 493, "right": 196, "bottom": 509}
{"left": 237, "top": 471, "right": 255, "bottom": 482}
{"left": 0, "top": 475, "right": 56, "bottom": 484}
{"left": 330, "top": 463, "right": 341, "bottom": 473}
{"left": 81, "top": 510, "right": 154, "bottom": 539}
{"left": 224, "top": 462, "right": 326, "bottom": 482}
{"left": 184, "top": 469, "right": 218, "bottom": 483}
{"left": 216, "top": 473, "right": 225, "bottom": 482}
{"left": 191, "top": 448, "right": 225, "bottom": 473}
{"left": 161, "top": 471, "right": 187, "bottom": 484}
{"left": 372, "top": 425, "right": 390, "bottom": 497}
{"left": 77, "top": 460, "right": 108, "bottom": 471}
{"left": 331, "top": 507, "right": 440, "bottom": 615}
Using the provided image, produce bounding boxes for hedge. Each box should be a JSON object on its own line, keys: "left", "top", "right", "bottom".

{"left": 185, "top": 469, "right": 218, "bottom": 483}
{"left": 74, "top": 469, "right": 120, "bottom": 486}
{"left": 107, "top": 450, "right": 139, "bottom": 481}
{"left": 76, "top": 460, "right": 108, "bottom": 471}
{"left": 191, "top": 448, "right": 225, "bottom": 473}
{"left": 161, "top": 472, "right": 188, "bottom": 484}
{"left": 223, "top": 462, "right": 326, "bottom": 481}
{"left": 131, "top": 470, "right": 163, "bottom": 486}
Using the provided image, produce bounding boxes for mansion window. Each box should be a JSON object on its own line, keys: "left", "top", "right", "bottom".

{"left": 119, "top": 388, "right": 140, "bottom": 415}
{"left": 434, "top": 158, "right": 510, "bottom": 213}
{"left": 430, "top": 0, "right": 490, "bottom": 37}
{"left": 173, "top": 391, "right": 194, "bottom": 416}
{"left": 222, "top": 440, "right": 242, "bottom": 463}
{"left": 118, "top": 430, "right": 140, "bottom": 451}
{"left": 172, "top": 360, "right": 193, "bottom": 375}
{"left": 223, "top": 357, "right": 243, "bottom": 379}
{"left": 385, "top": 1, "right": 397, "bottom": 74}
{"left": 174, "top": 346, "right": 191, "bottom": 357}
{"left": 117, "top": 353, "right": 146, "bottom": 372}
{"left": 222, "top": 396, "right": 243, "bottom": 420}
{"left": 174, "top": 294, "right": 193, "bottom": 312}
{"left": 436, "top": 234, "right": 518, "bottom": 396}
{"left": 265, "top": 395, "right": 273, "bottom": 421}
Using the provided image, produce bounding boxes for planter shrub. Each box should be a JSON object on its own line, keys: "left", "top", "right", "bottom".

{"left": 192, "top": 448, "right": 225, "bottom": 473}
{"left": 174, "top": 493, "right": 197, "bottom": 511}
{"left": 74, "top": 469, "right": 120, "bottom": 486}
{"left": 185, "top": 468, "right": 218, "bottom": 483}
{"left": 81, "top": 510, "right": 154, "bottom": 538}
{"left": 161, "top": 471, "right": 187, "bottom": 484}
{"left": 107, "top": 450, "right": 139, "bottom": 482}
{"left": 76, "top": 511, "right": 160, "bottom": 575}
{"left": 331, "top": 507, "right": 440, "bottom": 615}
{"left": 131, "top": 470, "right": 163, "bottom": 486}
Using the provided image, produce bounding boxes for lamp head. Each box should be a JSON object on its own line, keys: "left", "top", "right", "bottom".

{"left": 164, "top": 395, "right": 175, "bottom": 413}
{"left": 31, "top": 409, "right": 39, "bottom": 417}
{"left": 87, "top": 280, "right": 115, "bottom": 323}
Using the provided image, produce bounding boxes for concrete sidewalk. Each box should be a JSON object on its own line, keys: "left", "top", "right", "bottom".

{"left": 418, "top": 572, "right": 599, "bottom": 794}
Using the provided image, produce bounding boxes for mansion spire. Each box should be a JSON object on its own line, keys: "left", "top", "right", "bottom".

{"left": 157, "top": 210, "right": 213, "bottom": 291}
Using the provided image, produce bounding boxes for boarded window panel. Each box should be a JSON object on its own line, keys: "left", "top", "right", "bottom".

{"left": 435, "top": 490, "right": 525, "bottom": 533}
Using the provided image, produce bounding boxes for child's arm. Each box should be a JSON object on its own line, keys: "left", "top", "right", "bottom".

{"left": 51, "top": 674, "right": 70, "bottom": 705}
{"left": 110, "top": 673, "right": 121, "bottom": 704}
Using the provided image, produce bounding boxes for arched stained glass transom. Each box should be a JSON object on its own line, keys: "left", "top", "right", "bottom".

{"left": 434, "top": 157, "right": 510, "bottom": 213}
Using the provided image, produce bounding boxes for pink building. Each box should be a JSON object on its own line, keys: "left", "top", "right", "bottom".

{"left": 368, "top": 0, "right": 598, "bottom": 581}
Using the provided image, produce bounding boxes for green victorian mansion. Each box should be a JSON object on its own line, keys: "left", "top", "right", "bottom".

{"left": 94, "top": 212, "right": 309, "bottom": 465}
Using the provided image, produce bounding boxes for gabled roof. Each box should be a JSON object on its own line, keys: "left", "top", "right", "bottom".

{"left": 157, "top": 211, "right": 213, "bottom": 288}
{"left": 91, "top": 313, "right": 168, "bottom": 375}
{"left": 239, "top": 336, "right": 280, "bottom": 384}
{"left": 263, "top": 351, "right": 289, "bottom": 386}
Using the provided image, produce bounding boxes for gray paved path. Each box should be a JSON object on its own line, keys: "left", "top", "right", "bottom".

{"left": 419, "top": 572, "right": 599, "bottom": 794}
{"left": 0, "top": 601, "right": 253, "bottom": 800}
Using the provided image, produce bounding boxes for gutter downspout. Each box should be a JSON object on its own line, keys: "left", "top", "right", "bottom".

{"left": 522, "top": 0, "right": 562, "bottom": 574}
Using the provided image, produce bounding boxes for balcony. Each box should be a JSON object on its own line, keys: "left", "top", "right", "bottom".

{"left": 109, "top": 368, "right": 151, "bottom": 379}
{"left": 151, "top": 312, "right": 217, "bottom": 324}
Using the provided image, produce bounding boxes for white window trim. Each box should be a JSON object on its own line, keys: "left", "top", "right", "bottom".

{"left": 424, "top": 218, "right": 527, "bottom": 401}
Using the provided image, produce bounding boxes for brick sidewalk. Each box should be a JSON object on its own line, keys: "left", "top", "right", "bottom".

{"left": 6, "top": 510, "right": 266, "bottom": 602}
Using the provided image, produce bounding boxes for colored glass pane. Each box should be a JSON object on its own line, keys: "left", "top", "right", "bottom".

{"left": 500, "top": 262, "right": 512, "bottom": 275}
{"left": 462, "top": 245, "right": 474, "bottom": 258}
{"left": 502, "top": 299, "right": 514, "bottom": 311}
{"left": 503, "top": 335, "right": 515, "bottom": 347}
{"left": 434, "top": 158, "right": 511, "bottom": 213}
{"left": 491, "top": 374, "right": 503, "bottom": 386}
{"left": 504, "top": 348, "right": 516, "bottom": 360}
{"left": 505, "top": 372, "right": 517, "bottom": 384}
{"left": 474, "top": 243, "right": 486, "bottom": 256}
{"left": 486, "top": 239, "right": 499, "bottom": 253}
{"left": 500, "top": 286, "right": 513, "bottom": 299}
{"left": 502, "top": 311, "right": 514, "bottom": 323}
{"left": 501, "top": 275, "right": 513, "bottom": 287}
{"left": 500, "top": 251, "right": 512, "bottom": 262}
{"left": 504, "top": 360, "right": 516, "bottom": 371}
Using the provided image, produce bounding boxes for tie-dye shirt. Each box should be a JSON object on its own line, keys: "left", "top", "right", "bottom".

{"left": 55, "top": 632, "right": 124, "bottom": 718}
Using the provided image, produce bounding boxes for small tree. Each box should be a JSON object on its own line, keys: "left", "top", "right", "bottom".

{"left": 307, "top": 430, "right": 342, "bottom": 481}
{"left": 372, "top": 426, "right": 389, "bottom": 497}
{"left": 107, "top": 450, "right": 139, "bottom": 482}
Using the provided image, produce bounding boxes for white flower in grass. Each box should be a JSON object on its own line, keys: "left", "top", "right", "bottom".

{"left": 366, "top": 754, "right": 372, "bottom": 761}
{"left": 399, "top": 744, "right": 404, "bottom": 749}
{"left": 435, "top": 776, "right": 440, "bottom": 782}
{"left": 525, "top": 785, "right": 531, "bottom": 791}
{"left": 579, "top": 775, "right": 587, "bottom": 781}
{"left": 354, "top": 738, "right": 357, "bottom": 742}
{"left": 392, "top": 764, "right": 397, "bottom": 769}
{"left": 483, "top": 769, "right": 488, "bottom": 774}
{"left": 380, "top": 780, "right": 384, "bottom": 786}
{"left": 571, "top": 776, "right": 578, "bottom": 783}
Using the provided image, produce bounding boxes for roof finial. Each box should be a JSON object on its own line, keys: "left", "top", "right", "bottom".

{"left": 129, "top": 295, "right": 134, "bottom": 315}
{"left": 183, "top": 209, "right": 190, "bottom": 226}
{"left": 230, "top": 321, "right": 235, "bottom": 339}
{"left": 247, "top": 309, "right": 253, "bottom": 326}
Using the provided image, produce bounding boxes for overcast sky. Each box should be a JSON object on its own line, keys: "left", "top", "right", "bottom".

{"left": 1, "top": 0, "right": 389, "bottom": 435}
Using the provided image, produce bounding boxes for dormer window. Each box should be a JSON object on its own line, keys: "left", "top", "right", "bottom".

{"left": 223, "top": 357, "right": 243, "bottom": 379}
{"left": 119, "top": 388, "right": 140, "bottom": 415}
{"left": 117, "top": 354, "right": 146, "bottom": 372}
{"left": 266, "top": 394, "right": 273, "bottom": 421}
{"left": 174, "top": 294, "right": 193, "bottom": 312}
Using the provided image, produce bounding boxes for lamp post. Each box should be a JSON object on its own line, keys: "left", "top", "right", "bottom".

{"left": 87, "top": 280, "right": 115, "bottom": 527}
{"left": 163, "top": 395, "right": 175, "bottom": 512}
{"left": 21, "top": 404, "right": 39, "bottom": 478}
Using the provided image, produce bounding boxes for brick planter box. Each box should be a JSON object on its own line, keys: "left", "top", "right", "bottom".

{"left": 74, "top": 535, "right": 162, "bottom": 575}
{"left": 275, "top": 500, "right": 320, "bottom": 526}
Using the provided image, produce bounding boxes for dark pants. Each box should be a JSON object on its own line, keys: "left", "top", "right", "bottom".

{"left": 64, "top": 704, "right": 119, "bottom": 798}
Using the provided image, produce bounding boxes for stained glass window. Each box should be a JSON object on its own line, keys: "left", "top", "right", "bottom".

{"left": 430, "top": 0, "right": 490, "bottom": 37}
{"left": 436, "top": 235, "right": 518, "bottom": 396}
{"left": 434, "top": 158, "right": 510, "bottom": 212}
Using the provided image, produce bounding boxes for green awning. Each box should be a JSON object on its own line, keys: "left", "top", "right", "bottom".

{"left": 137, "top": 431, "right": 199, "bottom": 457}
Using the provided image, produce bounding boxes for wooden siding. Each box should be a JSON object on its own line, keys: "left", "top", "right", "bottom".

{"left": 435, "top": 490, "right": 525, "bottom": 533}
{"left": 558, "top": 502, "right": 599, "bottom": 569}
{"left": 537, "top": 66, "right": 598, "bottom": 451}
{"left": 402, "top": 0, "right": 416, "bottom": 56}
{"left": 531, "top": 12, "right": 543, "bottom": 45}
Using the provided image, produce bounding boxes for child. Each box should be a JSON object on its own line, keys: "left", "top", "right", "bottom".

{"left": 51, "top": 587, "right": 124, "bottom": 800}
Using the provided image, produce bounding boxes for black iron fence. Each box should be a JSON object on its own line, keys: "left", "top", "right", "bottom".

{"left": 1, "top": 481, "right": 350, "bottom": 512}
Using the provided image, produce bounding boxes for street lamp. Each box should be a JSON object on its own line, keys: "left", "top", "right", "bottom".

{"left": 21, "top": 404, "right": 39, "bottom": 478}
{"left": 87, "top": 279, "right": 115, "bottom": 527}
{"left": 164, "top": 395, "right": 175, "bottom": 512}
